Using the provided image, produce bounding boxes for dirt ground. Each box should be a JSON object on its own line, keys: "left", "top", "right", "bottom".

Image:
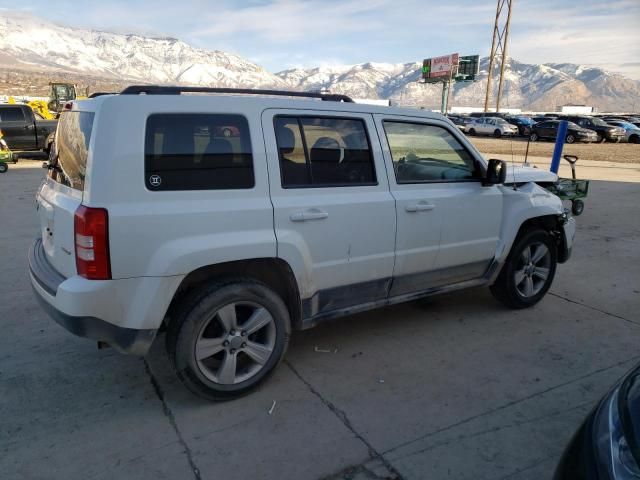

{"left": 469, "top": 136, "right": 640, "bottom": 163}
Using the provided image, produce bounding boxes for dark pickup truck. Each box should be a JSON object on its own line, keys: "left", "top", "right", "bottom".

{"left": 0, "top": 104, "right": 57, "bottom": 156}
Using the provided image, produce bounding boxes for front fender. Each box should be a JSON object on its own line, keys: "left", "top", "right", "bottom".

{"left": 494, "top": 182, "right": 565, "bottom": 265}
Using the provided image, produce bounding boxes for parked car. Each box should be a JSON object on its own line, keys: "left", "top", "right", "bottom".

{"left": 30, "top": 86, "right": 575, "bottom": 400}
{"left": 530, "top": 120, "right": 598, "bottom": 144}
{"left": 532, "top": 115, "right": 555, "bottom": 123}
{"left": 0, "top": 104, "right": 57, "bottom": 155}
{"left": 554, "top": 361, "right": 640, "bottom": 479}
{"left": 558, "top": 115, "right": 625, "bottom": 143}
{"left": 506, "top": 116, "right": 535, "bottom": 136}
{"left": 465, "top": 116, "right": 519, "bottom": 137}
{"left": 605, "top": 120, "right": 640, "bottom": 144}
{"left": 446, "top": 114, "right": 468, "bottom": 131}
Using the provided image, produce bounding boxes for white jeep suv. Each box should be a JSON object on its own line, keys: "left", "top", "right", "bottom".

{"left": 30, "top": 86, "right": 575, "bottom": 400}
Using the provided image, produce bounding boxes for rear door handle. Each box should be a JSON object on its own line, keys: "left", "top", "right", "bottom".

{"left": 405, "top": 202, "right": 435, "bottom": 213}
{"left": 290, "top": 209, "right": 329, "bottom": 222}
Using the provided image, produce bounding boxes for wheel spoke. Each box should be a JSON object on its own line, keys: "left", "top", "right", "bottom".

{"left": 243, "top": 341, "right": 272, "bottom": 365}
{"left": 514, "top": 269, "right": 526, "bottom": 286}
{"left": 242, "top": 307, "right": 272, "bottom": 335}
{"left": 217, "top": 351, "right": 237, "bottom": 384}
{"left": 533, "top": 267, "right": 549, "bottom": 280}
{"left": 521, "top": 246, "right": 532, "bottom": 264}
{"left": 531, "top": 244, "right": 549, "bottom": 264}
{"left": 523, "top": 276, "right": 534, "bottom": 296}
{"left": 196, "top": 337, "right": 225, "bottom": 360}
{"left": 217, "top": 304, "right": 237, "bottom": 331}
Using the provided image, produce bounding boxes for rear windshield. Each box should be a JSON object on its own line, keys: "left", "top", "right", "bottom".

{"left": 49, "top": 111, "right": 94, "bottom": 191}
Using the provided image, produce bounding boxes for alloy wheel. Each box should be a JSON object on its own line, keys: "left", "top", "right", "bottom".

{"left": 195, "top": 302, "right": 276, "bottom": 385}
{"left": 514, "top": 242, "right": 551, "bottom": 298}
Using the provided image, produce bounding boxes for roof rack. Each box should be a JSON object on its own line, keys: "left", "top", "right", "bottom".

{"left": 119, "top": 85, "right": 354, "bottom": 103}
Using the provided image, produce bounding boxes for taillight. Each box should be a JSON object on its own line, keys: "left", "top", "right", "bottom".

{"left": 74, "top": 206, "right": 111, "bottom": 280}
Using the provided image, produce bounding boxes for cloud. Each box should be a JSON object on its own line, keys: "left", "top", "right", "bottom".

{"left": 1, "top": 0, "right": 638, "bottom": 78}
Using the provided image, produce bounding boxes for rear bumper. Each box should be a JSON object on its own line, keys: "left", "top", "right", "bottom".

{"left": 28, "top": 239, "right": 181, "bottom": 355}
{"left": 31, "top": 287, "right": 156, "bottom": 355}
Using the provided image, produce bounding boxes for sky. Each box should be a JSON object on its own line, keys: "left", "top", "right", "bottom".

{"left": 3, "top": 0, "right": 640, "bottom": 78}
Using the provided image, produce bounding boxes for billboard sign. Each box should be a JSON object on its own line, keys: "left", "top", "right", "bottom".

{"left": 429, "top": 53, "right": 459, "bottom": 78}
{"left": 456, "top": 55, "right": 480, "bottom": 81}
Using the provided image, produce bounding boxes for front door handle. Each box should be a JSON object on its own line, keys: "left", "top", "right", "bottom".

{"left": 405, "top": 202, "right": 435, "bottom": 213}
{"left": 290, "top": 209, "right": 329, "bottom": 222}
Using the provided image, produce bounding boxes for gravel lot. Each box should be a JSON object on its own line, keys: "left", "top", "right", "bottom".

{"left": 469, "top": 136, "right": 640, "bottom": 163}
{"left": 1, "top": 163, "right": 639, "bottom": 480}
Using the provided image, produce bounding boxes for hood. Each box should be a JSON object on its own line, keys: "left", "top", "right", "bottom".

{"left": 505, "top": 164, "right": 558, "bottom": 184}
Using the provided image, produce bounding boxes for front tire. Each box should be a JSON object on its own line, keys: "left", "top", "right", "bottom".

{"left": 0, "top": 162, "right": 7, "bottom": 173}
{"left": 565, "top": 134, "right": 576, "bottom": 144}
{"left": 166, "top": 280, "right": 291, "bottom": 401}
{"left": 468, "top": 128, "right": 476, "bottom": 136}
{"left": 530, "top": 132, "right": 539, "bottom": 142}
{"left": 490, "top": 229, "right": 557, "bottom": 309}
{"left": 494, "top": 129, "right": 502, "bottom": 138}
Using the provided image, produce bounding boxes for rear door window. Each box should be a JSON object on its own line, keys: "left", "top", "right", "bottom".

{"left": 145, "top": 114, "right": 254, "bottom": 191}
{"left": 49, "top": 111, "right": 94, "bottom": 191}
{"left": 274, "top": 116, "right": 376, "bottom": 187}
{"left": 0, "top": 107, "right": 26, "bottom": 122}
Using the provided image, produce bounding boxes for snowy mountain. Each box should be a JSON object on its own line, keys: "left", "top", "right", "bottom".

{"left": 0, "top": 11, "right": 638, "bottom": 111}
{"left": 0, "top": 12, "right": 284, "bottom": 89}
{"left": 277, "top": 57, "right": 640, "bottom": 112}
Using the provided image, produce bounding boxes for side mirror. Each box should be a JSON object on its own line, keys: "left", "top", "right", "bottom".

{"left": 483, "top": 159, "right": 507, "bottom": 186}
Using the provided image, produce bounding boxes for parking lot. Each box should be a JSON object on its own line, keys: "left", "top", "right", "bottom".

{"left": 1, "top": 160, "right": 639, "bottom": 480}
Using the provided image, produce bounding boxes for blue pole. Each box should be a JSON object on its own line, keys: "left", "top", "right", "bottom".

{"left": 550, "top": 120, "right": 568, "bottom": 174}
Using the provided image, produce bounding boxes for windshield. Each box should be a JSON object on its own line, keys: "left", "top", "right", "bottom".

{"left": 591, "top": 117, "right": 609, "bottom": 126}
{"left": 49, "top": 111, "right": 94, "bottom": 191}
{"left": 613, "top": 121, "right": 635, "bottom": 130}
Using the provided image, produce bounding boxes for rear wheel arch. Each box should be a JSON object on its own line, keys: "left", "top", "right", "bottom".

{"left": 166, "top": 258, "right": 302, "bottom": 331}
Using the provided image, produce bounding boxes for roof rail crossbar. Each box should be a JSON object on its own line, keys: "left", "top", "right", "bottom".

{"left": 119, "top": 85, "right": 354, "bottom": 102}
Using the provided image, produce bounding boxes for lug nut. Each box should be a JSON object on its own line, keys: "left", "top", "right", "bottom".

{"left": 223, "top": 340, "right": 229, "bottom": 347}
{"left": 241, "top": 331, "right": 247, "bottom": 337}
{"left": 241, "top": 342, "right": 247, "bottom": 348}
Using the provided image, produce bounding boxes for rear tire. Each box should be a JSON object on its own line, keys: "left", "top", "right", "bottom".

{"left": 490, "top": 229, "right": 557, "bottom": 309}
{"left": 0, "top": 162, "right": 7, "bottom": 173}
{"left": 469, "top": 128, "right": 476, "bottom": 136}
{"left": 565, "top": 134, "right": 576, "bottom": 144}
{"left": 630, "top": 134, "right": 640, "bottom": 144}
{"left": 166, "top": 279, "right": 291, "bottom": 401}
{"left": 572, "top": 199, "right": 585, "bottom": 216}
{"left": 597, "top": 133, "right": 606, "bottom": 143}
{"left": 530, "top": 132, "right": 539, "bottom": 142}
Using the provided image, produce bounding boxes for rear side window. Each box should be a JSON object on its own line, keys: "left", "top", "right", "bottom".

{"left": 0, "top": 107, "right": 26, "bottom": 122}
{"left": 49, "top": 111, "right": 94, "bottom": 191}
{"left": 145, "top": 114, "right": 254, "bottom": 191}
{"left": 274, "top": 116, "right": 376, "bottom": 187}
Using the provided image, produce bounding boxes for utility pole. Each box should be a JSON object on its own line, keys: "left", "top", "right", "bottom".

{"left": 483, "top": 0, "right": 514, "bottom": 112}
